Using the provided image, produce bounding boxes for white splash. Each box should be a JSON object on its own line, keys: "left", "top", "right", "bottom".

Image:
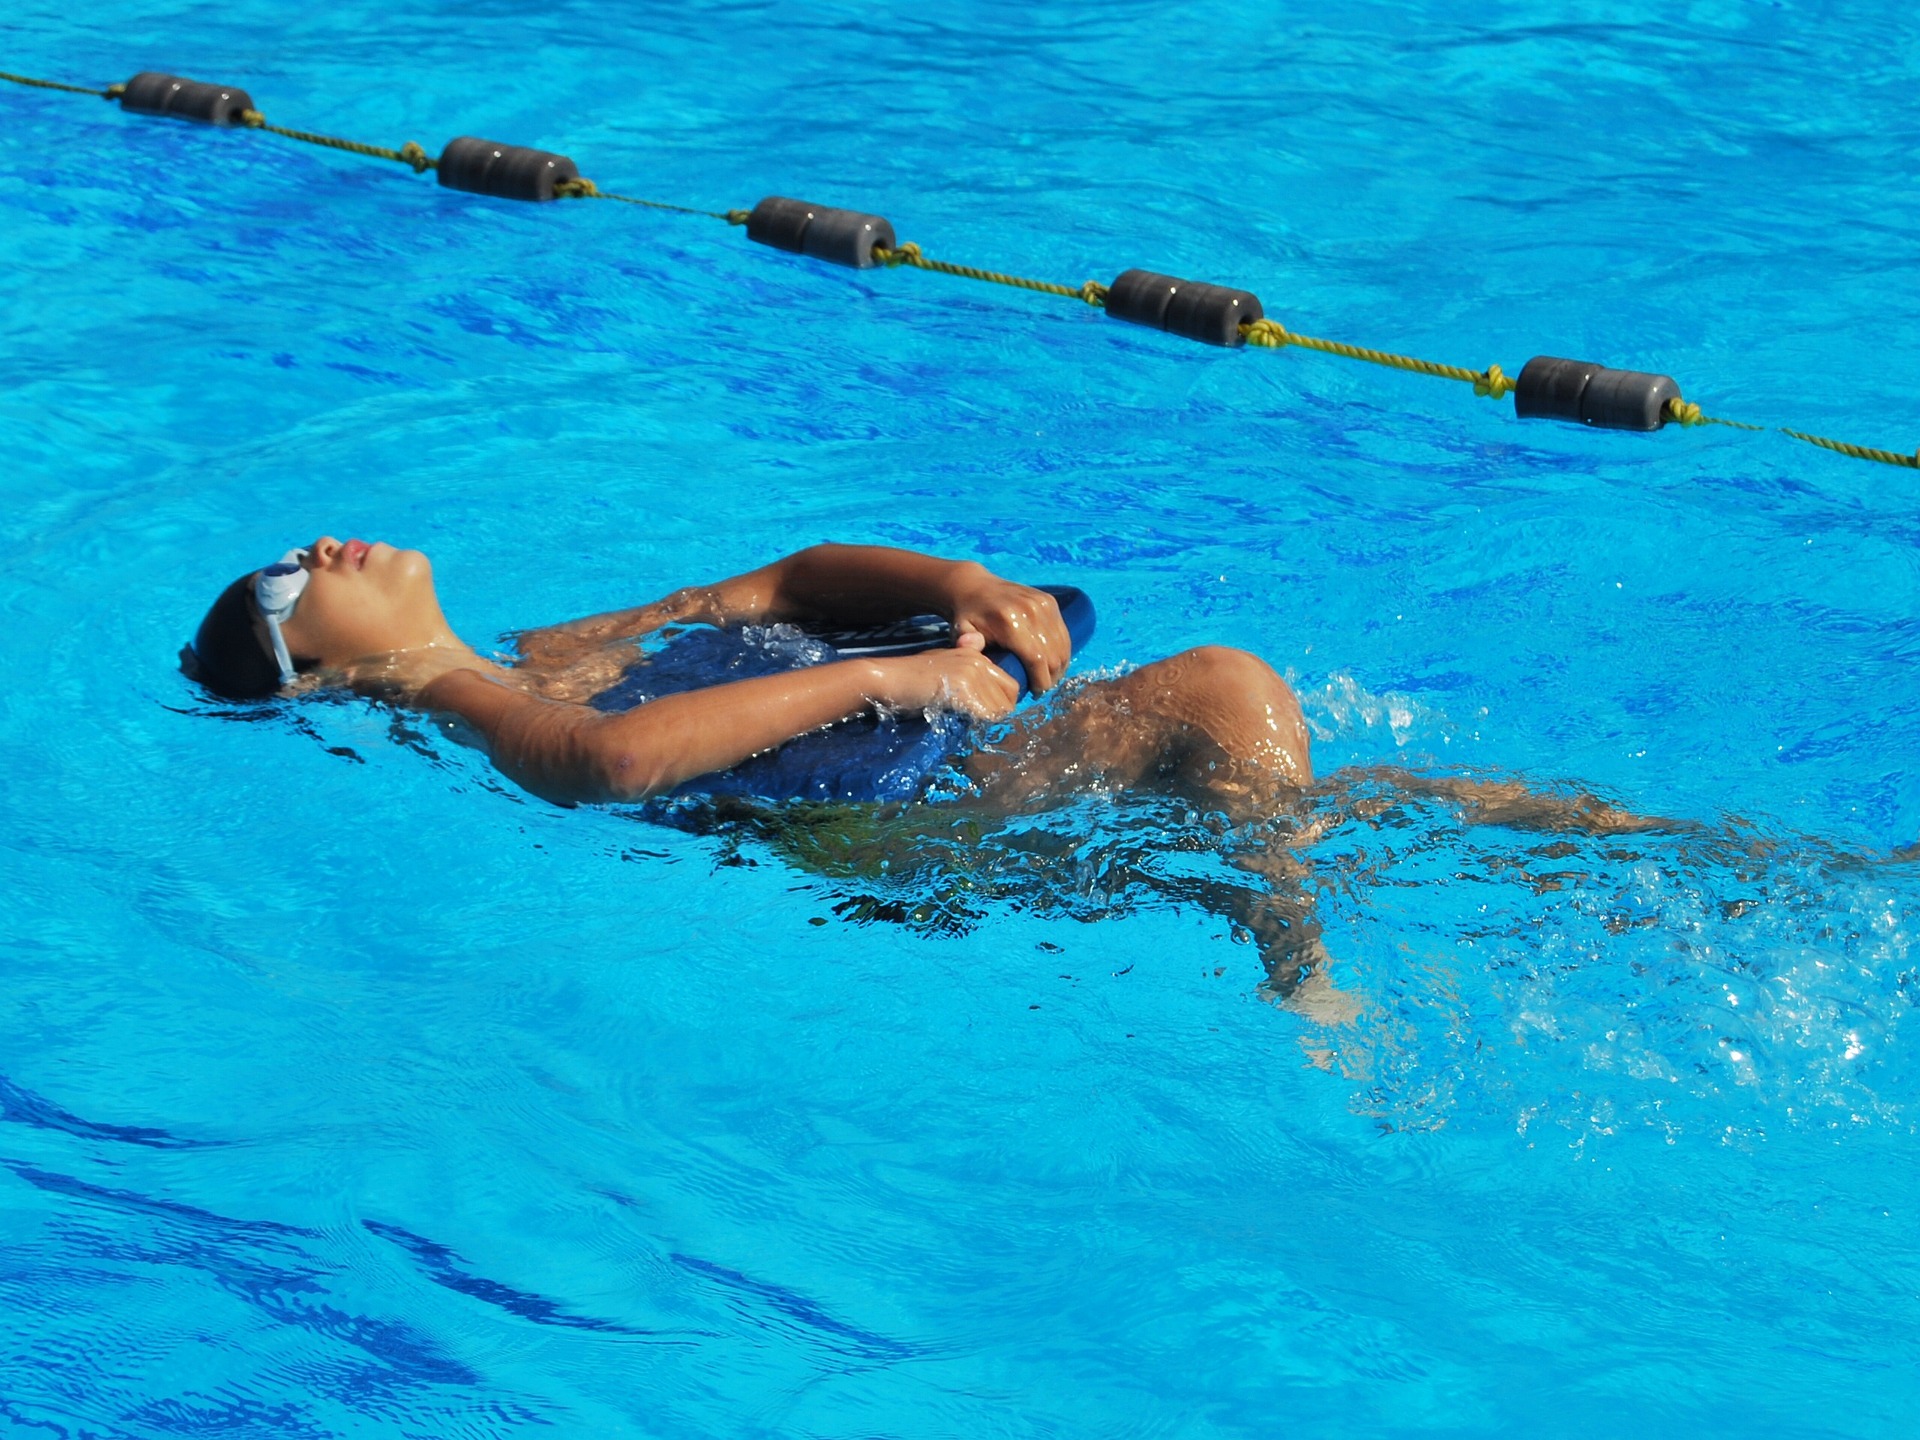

{"left": 1291, "top": 669, "right": 1452, "bottom": 749}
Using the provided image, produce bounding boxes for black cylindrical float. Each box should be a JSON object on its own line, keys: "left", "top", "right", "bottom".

{"left": 1579, "top": 366, "right": 1680, "bottom": 431}
{"left": 1164, "top": 280, "right": 1263, "bottom": 347}
{"left": 1105, "top": 268, "right": 1264, "bottom": 347}
{"left": 1512, "top": 356, "right": 1600, "bottom": 423}
{"left": 744, "top": 196, "right": 816, "bottom": 253}
{"left": 1514, "top": 356, "right": 1678, "bottom": 431}
{"left": 801, "top": 208, "right": 895, "bottom": 268}
{"left": 119, "top": 72, "right": 254, "bottom": 125}
{"left": 1105, "top": 269, "right": 1180, "bottom": 330}
{"left": 744, "top": 197, "right": 894, "bottom": 268}
{"left": 436, "top": 136, "right": 579, "bottom": 202}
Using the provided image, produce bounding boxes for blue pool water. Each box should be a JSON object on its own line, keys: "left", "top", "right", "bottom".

{"left": 4, "top": 1, "right": 1919, "bottom": 1434}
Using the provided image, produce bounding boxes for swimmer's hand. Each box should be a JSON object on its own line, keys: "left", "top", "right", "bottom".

{"left": 946, "top": 567, "right": 1071, "bottom": 694}
{"left": 870, "top": 644, "right": 1020, "bottom": 721}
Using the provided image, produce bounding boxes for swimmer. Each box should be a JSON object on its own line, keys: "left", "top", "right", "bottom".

{"left": 184, "top": 537, "right": 1318, "bottom": 812}
{"left": 185, "top": 536, "right": 1664, "bottom": 1014}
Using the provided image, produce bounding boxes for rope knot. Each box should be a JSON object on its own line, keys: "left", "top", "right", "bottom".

{"left": 1241, "top": 318, "right": 1291, "bottom": 349}
{"left": 238, "top": 108, "right": 265, "bottom": 128}
{"left": 104, "top": 82, "right": 125, "bottom": 100}
{"left": 397, "top": 141, "right": 433, "bottom": 173}
{"left": 1666, "top": 397, "right": 1705, "bottom": 427}
{"left": 1079, "top": 280, "right": 1108, "bottom": 307}
{"left": 879, "top": 241, "right": 923, "bottom": 267}
{"left": 724, "top": 208, "right": 751, "bottom": 225}
{"left": 1474, "top": 363, "right": 1513, "bottom": 400}
{"left": 554, "top": 176, "right": 599, "bottom": 199}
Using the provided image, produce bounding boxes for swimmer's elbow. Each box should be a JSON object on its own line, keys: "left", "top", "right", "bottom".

{"left": 577, "top": 730, "right": 673, "bottom": 802}
{"left": 492, "top": 712, "right": 675, "bottom": 806}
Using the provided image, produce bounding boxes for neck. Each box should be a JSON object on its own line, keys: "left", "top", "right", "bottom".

{"left": 343, "top": 636, "right": 515, "bottom": 702}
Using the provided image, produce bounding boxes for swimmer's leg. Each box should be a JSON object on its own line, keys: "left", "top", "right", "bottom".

{"left": 1216, "top": 842, "right": 1359, "bottom": 1024}
{"left": 712, "top": 648, "right": 1333, "bottom": 1006}
{"left": 961, "top": 646, "right": 1314, "bottom": 815}
{"left": 960, "top": 650, "right": 1358, "bottom": 1018}
{"left": 1319, "top": 766, "right": 1688, "bottom": 836}
{"left": 730, "top": 652, "right": 1344, "bottom": 1015}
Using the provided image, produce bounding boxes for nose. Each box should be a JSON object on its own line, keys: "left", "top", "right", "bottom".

{"left": 307, "top": 536, "right": 342, "bottom": 568}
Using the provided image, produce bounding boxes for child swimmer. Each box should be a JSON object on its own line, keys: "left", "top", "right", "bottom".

{"left": 186, "top": 536, "right": 1664, "bottom": 1012}
{"left": 186, "top": 537, "right": 1318, "bottom": 813}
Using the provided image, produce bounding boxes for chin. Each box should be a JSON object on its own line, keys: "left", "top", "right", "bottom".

{"left": 392, "top": 546, "right": 442, "bottom": 611}
{"left": 373, "top": 543, "right": 433, "bottom": 579}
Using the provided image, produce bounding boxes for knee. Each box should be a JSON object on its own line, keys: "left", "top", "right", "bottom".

{"left": 1165, "top": 646, "right": 1306, "bottom": 728}
{"left": 1166, "top": 646, "right": 1312, "bottom": 780}
{"left": 1174, "top": 646, "right": 1289, "bottom": 699}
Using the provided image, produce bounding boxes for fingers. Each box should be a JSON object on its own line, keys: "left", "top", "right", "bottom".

{"left": 943, "top": 649, "right": 1019, "bottom": 720}
{"left": 965, "top": 651, "right": 1020, "bottom": 719}
{"left": 954, "top": 584, "right": 1069, "bottom": 692}
{"left": 1009, "top": 589, "right": 1066, "bottom": 693}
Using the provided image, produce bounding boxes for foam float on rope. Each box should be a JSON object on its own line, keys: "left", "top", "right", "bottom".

{"left": 3, "top": 65, "right": 1912, "bottom": 466}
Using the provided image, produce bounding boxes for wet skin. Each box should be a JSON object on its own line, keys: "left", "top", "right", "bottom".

{"left": 258, "top": 537, "right": 1315, "bottom": 809}
{"left": 230, "top": 536, "right": 1667, "bottom": 1016}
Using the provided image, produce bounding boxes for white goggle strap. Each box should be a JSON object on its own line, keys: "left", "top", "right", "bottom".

{"left": 255, "top": 550, "right": 310, "bottom": 686}
{"left": 264, "top": 615, "right": 298, "bottom": 686}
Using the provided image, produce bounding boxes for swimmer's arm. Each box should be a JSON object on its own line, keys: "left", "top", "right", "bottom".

{"left": 519, "top": 545, "right": 975, "bottom": 642}
{"left": 739, "top": 545, "right": 1074, "bottom": 692}
{"left": 516, "top": 545, "right": 1071, "bottom": 689}
{"left": 747, "top": 545, "right": 999, "bottom": 623}
{"left": 510, "top": 589, "right": 713, "bottom": 667}
{"left": 422, "top": 649, "right": 1017, "bottom": 805}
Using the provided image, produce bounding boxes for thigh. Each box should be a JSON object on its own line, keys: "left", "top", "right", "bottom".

{"left": 959, "top": 649, "right": 1311, "bottom": 814}
{"left": 958, "top": 668, "right": 1179, "bottom": 809}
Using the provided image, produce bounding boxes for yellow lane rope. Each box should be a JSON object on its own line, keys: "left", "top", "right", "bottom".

{"left": 550, "top": 176, "right": 736, "bottom": 221}
{"left": 3, "top": 66, "right": 1909, "bottom": 470}
{"left": 0, "top": 69, "right": 114, "bottom": 98}
{"left": 1242, "top": 317, "right": 1514, "bottom": 399}
{"left": 876, "top": 242, "right": 1109, "bottom": 307}
{"left": 239, "top": 110, "right": 434, "bottom": 171}
{"left": 1779, "top": 429, "right": 1920, "bottom": 469}
{"left": 1664, "top": 400, "right": 1767, "bottom": 433}
{"left": 1668, "top": 399, "right": 1915, "bottom": 466}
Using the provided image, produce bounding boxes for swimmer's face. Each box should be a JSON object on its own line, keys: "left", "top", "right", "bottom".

{"left": 274, "top": 536, "right": 446, "bottom": 668}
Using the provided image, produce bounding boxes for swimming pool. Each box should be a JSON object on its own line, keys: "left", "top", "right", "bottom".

{"left": 3, "top": 0, "right": 1918, "bottom": 1432}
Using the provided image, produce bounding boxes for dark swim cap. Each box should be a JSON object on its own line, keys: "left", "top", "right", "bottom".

{"left": 185, "top": 571, "right": 282, "bottom": 700}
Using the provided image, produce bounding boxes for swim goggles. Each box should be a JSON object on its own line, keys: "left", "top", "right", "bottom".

{"left": 255, "top": 549, "right": 310, "bottom": 684}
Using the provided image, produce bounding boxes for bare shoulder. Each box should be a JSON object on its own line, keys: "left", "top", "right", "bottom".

{"left": 509, "top": 587, "right": 723, "bottom": 689}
